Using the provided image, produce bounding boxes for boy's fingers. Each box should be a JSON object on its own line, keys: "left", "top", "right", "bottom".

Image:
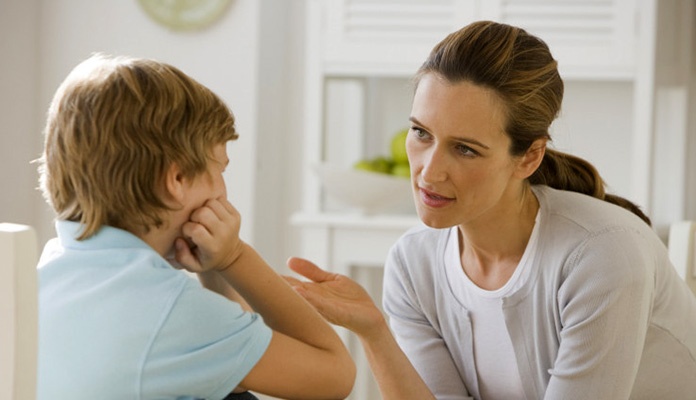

{"left": 191, "top": 198, "right": 239, "bottom": 240}
{"left": 189, "top": 206, "right": 217, "bottom": 228}
{"left": 181, "top": 220, "right": 211, "bottom": 245}
{"left": 287, "top": 257, "right": 336, "bottom": 283}
{"left": 217, "top": 197, "right": 239, "bottom": 217}
{"left": 174, "top": 237, "right": 202, "bottom": 271}
{"left": 201, "top": 197, "right": 239, "bottom": 221}
{"left": 204, "top": 198, "right": 231, "bottom": 221}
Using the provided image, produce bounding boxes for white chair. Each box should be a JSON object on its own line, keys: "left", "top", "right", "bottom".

{"left": 668, "top": 220, "right": 696, "bottom": 296}
{"left": 0, "top": 223, "right": 38, "bottom": 400}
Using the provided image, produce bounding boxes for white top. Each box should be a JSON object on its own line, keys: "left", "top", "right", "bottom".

{"left": 444, "top": 210, "right": 540, "bottom": 400}
{"left": 383, "top": 185, "right": 696, "bottom": 400}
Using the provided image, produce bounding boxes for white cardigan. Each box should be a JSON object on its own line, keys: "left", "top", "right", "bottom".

{"left": 383, "top": 185, "right": 696, "bottom": 400}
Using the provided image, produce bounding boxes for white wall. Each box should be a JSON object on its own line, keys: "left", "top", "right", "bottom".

{"left": 0, "top": 0, "right": 42, "bottom": 239}
{"left": 252, "top": 0, "right": 306, "bottom": 270}
{"left": 551, "top": 81, "right": 634, "bottom": 197}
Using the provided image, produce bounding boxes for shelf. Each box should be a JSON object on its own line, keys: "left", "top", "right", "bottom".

{"left": 323, "top": 64, "right": 637, "bottom": 82}
{"left": 291, "top": 212, "right": 420, "bottom": 230}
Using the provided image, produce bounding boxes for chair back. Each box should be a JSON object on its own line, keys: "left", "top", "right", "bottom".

{"left": 668, "top": 220, "right": 696, "bottom": 296}
{"left": 0, "top": 223, "right": 38, "bottom": 400}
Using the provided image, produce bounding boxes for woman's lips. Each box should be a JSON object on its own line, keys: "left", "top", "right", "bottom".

{"left": 419, "top": 187, "right": 454, "bottom": 208}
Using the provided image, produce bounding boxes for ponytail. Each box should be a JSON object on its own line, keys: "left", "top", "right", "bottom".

{"left": 531, "top": 149, "right": 652, "bottom": 226}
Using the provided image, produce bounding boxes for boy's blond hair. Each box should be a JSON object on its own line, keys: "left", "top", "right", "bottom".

{"left": 39, "top": 54, "right": 238, "bottom": 239}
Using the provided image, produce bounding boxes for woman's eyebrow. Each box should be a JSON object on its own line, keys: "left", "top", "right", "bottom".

{"left": 453, "top": 137, "right": 490, "bottom": 150}
{"left": 409, "top": 116, "right": 490, "bottom": 149}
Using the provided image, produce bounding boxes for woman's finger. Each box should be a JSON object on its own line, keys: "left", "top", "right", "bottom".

{"left": 287, "top": 257, "right": 338, "bottom": 283}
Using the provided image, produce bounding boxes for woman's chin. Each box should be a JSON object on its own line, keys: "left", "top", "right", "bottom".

{"left": 416, "top": 209, "right": 458, "bottom": 230}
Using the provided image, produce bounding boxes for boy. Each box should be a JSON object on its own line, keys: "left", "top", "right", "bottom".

{"left": 37, "top": 54, "right": 355, "bottom": 400}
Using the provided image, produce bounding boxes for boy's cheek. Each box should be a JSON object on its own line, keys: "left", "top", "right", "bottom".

{"left": 220, "top": 180, "right": 228, "bottom": 199}
{"left": 216, "top": 187, "right": 227, "bottom": 201}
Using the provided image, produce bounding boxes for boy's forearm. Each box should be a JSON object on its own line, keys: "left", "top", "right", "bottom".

{"left": 197, "top": 271, "right": 253, "bottom": 312}
{"left": 219, "top": 243, "right": 343, "bottom": 351}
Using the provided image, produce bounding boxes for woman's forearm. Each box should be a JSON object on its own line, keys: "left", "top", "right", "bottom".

{"left": 285, "top": 257, "right": 434, "bottom": 399}
{"left": 358, "top": 321, "right": 436, "bottom": 400}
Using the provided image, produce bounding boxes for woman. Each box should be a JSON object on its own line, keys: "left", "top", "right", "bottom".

{"left": 286, "top": 21, "right": 696, "bottom": 399}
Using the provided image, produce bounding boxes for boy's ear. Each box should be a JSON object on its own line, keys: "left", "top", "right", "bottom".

{"left": 164, "top": 163, "right": 186, "bottom": 205}
{"left": 515, "top": 139, "right": 546, "bottom": 179}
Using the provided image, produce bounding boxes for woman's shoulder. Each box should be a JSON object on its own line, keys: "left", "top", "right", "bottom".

{"left": 533, "top": 185, "right": 652, "bottom": 236}
{"left": 532, "top": 185, "right": 667, "bottom": 277}
{"left": 532, "top": 185, "right": 664, "bottom": 262}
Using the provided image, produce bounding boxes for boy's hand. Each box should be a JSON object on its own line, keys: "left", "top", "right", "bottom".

{"left": 174, "top": 197, "right": 244, "bottom": 273}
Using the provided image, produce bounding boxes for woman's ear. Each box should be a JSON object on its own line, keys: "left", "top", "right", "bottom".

{"left": 515, "top": 139, "right": 547, "bottom": 179}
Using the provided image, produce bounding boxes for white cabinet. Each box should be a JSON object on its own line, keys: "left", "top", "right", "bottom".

{"left": 292, "top": 0, "right": 694, "bottom": 397}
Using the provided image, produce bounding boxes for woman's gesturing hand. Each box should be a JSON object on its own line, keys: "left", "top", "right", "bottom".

{"left": 286, "top": 257, "right": 437, "bottom": 400}
{"left": 285, "top": 257, "right": 387, "bottom": 338}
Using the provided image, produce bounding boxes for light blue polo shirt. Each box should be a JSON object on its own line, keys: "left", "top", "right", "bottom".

{"left": 38, "top": 221, "right": 272, "bottom": 400}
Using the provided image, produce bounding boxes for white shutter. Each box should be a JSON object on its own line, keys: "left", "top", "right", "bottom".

{"left": 322, "top": 0, "right": 478, "bottom": 75}
{"left": 487, "top": 0, "right": 637, "bottom": 79}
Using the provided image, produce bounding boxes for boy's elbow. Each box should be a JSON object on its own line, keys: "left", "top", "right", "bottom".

{"left": 326, "top": 351, "right": 356, "bottom": 399}
{"left": 338, "top": 357, "right": 357, "bottom": 399}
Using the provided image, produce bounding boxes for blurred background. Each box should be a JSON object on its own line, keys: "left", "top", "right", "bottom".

{"left": 1, "top": 1, "right": 695, "bottom": 398}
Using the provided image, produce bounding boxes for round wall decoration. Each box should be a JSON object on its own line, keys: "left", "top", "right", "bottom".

{"left": 138, "top": 0, "right": 233, "bottom": 31}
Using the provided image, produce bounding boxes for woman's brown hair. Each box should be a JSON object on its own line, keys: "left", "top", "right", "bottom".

{"left": 416, "top": 21, "right": 651, "bottom": 225}
{"left": 39, "top": 54, "right": 239, "bottom": 239}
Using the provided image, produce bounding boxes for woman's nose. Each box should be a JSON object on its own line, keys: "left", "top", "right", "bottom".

{"left": 420, "top": 147, "right": 447, "bottom": 183}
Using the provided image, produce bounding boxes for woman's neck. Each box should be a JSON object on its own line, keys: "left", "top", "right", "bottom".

{"left": 458, "top": 186, "right": 539, "bottom": 289}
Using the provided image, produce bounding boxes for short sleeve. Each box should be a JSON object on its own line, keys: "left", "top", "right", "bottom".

{"left": 141, "top": 278, "right": 272, "bottom": 400}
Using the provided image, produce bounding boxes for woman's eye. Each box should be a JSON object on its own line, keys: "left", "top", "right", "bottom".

{"left": 411, "top": 127, "right": 428, "bottom": 139}
{"left": 456, "top": 144, "right": 478, "bottom": 157}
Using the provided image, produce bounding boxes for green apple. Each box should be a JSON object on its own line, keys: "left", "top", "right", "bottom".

{"left": 354, "top": 157, "right": 392, "bottom": 174}
{"left": 371, "top": 156, "right": 393, "bottom": 174}
{"left": 390, "top": 128, "right": 409, "bottom": 164}
{"left": 353, "top": 159, "right": 375, "bottom": 172}
{"left": 390, "top": 162, "right": 410, "bottom": 178}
